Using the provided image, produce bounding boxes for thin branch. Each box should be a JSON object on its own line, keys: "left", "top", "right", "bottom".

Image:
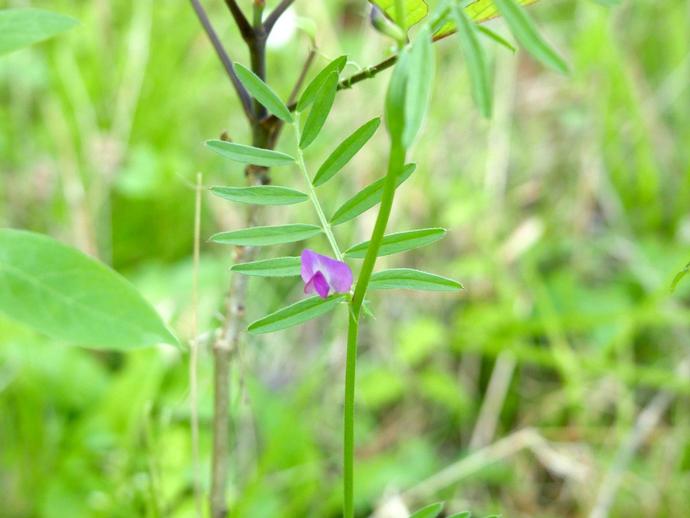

{"left": 288, "top": 47, "right": 317, "bottom": 105}
{"left": 263, "top": 0, "right": 295, "bottom": 35}
{"left": 337, "top": 54, "right": 397, "bottom": 90}
{"left": 224, "top": 0, "right": 254, "bottom": 42}
{"left": 189, "top": 0, "right": 253, "bottom": 120}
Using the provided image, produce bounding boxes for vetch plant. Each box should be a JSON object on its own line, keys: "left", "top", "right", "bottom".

{"left": 201, "top": 1, "right": 570, "bottom": 515}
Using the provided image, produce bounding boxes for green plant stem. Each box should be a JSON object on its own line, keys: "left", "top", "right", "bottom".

{"left": 343, "top": 139, "right": 406, "bottom": 518}
{"left": 291, "top": 117, "right": 343, "bottom": 260}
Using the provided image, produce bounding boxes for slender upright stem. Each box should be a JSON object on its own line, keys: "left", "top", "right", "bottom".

{"left": 224, "top": 0, "right": 253, "bottom": 42}
{"left": 292, "top": 117, "right": 344, "bottom": 260}
{"left": 343, "top": 140, "right": 406, "bottom": 518}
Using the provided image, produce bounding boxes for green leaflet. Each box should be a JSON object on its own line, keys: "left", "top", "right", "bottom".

{"left": 313, "top": 118, "right": 381, "bottom": 187}
{"left": 0, "top": 8, "right": 77, "bottom": 56}
{"left": 297, "top": 55, "right": 347, "bottom": 111}
{"left": 0, "top": 229, "right": 178, "bottom": 350}
{"left": 300, "top": 71, "right": 339, "bottom": 149}
{"left": 404, "top": 26, "right": 435, "bottom": 145}
{"left": 206, "top": 140, "right": 295, "bottom": 167}
{"left": 434, "top": 0, "right": 540, "bottom": 37}
{"left": 248, "top": 295, "right": 346, "bottom": 334}
{"left": 369, "top": 0, "right": 429, "bottom": 30}
{"left": 210, "top": 224, "right": 322, "bottom": 246}
{"left": 330, "top": 163, "right": 416, "bottom": 226}
{"left": 369, "top": 268, "right": 463, "bottom": 291}
{"left": 452, "top": 4, "right": 493, "bottom": 117}
{"left": 210, "top": 186, "right": 308, "bottom": 205}
{"left": 230, "top": 257, "right": 302, "bottom": 277}
{"left": 493, "top": 0, "right": 568, "bottom": 73}
{"left": 384, "top": 47, "right": 410, "bottom": 143}
{"left": 410, "top": 502, "right": 445, "bottom": 518}
{"left": 234, "top": 62, "right": 293, "bottom": 121}
{"left": 344, "top": 227, "right": 446, "bottom": 258}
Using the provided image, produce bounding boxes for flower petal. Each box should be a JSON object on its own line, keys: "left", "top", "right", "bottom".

{"left": 301, "top": 249, "right": 318, "bottom": 283}
{"left": 304, "top": 271, "right": 330, "bottom": 299}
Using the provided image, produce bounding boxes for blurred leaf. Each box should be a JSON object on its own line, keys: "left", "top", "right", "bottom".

{"left": 297, "top": 55, "right": 347, "bottom": 111}
{"left": 671, "top": 261, "right": 690, "bottom": 292}
{"left": 369, "top": 0, "right": 429, "bottom": 30}
{"left": 210, "top": 185, "right": 308, "bottom": 205}
{"left": 210, "top": 224, "right": 322, "bottom": 246}
{"left": 0, "top": 229, "right": 178, "bottom": 349}
{"left": 345, "top": 228, "right": 446, "bottom": 258}
{"left": 330, "top": 163, "right": 416, "bottom": 226}
{"left": 300, "top": 72, "right": 338, "bottom": 149}
{"left": 206, "top": 140, "right": 295, "bottom": 167}
{"left": 452, "top": 4, "right": 493, "bottom": 117}
{"left": 313, "top": 117, "right": 381, "bottom": 187}
{"left": 359, "top": 367, "right": 405, "bottom": 407}
{"left": 0, "top": 8, "right": 77, "bottom": 56}
{"left": 447, "top": 513, "right": 472, "bottom": 518}
{"left": 404, "top": 26, "right": 435, "bottom": 145}
{"left": 234, "top": 62, "right": 293, "bottom": 122}
{"left": 231, "top": 257, "right": 302, "bottom": 277}
{"left": 369, "top": 268, "right": 463, "bottom": 291}
{"left": 493, "top": 0, "right": 568, "bottom": 73}
{"left": 385, "top": 47, "right": 409, "bottom": 142}
{"left": 410, "top": 502, "right": 444, "bottom": 518}
{"left": 478, "top": 25, "right": 516, "bottom": 52}
{"left": 434, "top": 0, "right": 538, "bottom": 38}
{"left": 397, "top": 318, "right": 444, "bottom": 366}
{"left": 248, "top": 295, "right": 345, "bottom": 334}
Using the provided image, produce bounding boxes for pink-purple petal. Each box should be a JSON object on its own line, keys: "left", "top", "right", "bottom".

{"left": 304, "top": 271, "right": 330, "bottom": 299}
{"left": 300, "top": 248, "right": 353, "bottom": 297}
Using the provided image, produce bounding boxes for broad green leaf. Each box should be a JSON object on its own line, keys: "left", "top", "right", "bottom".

{"left": 210, "top": 186, "right": 308, "bottom": 205}
{"left": 248, "top": 295, "right": 345, "bottom": 334}
{"left": 300, "top": 71, "right": 338, "bottom": 149}
{"left": 345, "top": 227, "right": 446, "bottom": 258}
{"left": 313, "top": 118, "right": 381, "bottom": 187}
{"left": 297, "top": 55, "right": 347, "bottom": 111}
{"left": 330, "top": 163, "right": 416, "bottom": 226}
{"left": 369, "top": 268, "right": 463, "bottom": 291}
{"left": 434, "top": 0, "right": 539, "bottom": 38}
{"left": 385, "top": 48, "right": 410, "bottom": 142}
{"left": 403, "top": 26, "right": 434, "bottom": 146}
{"left": 230, "top": 257, "right": 301, "bottom": 277}
{"left": 210, "top": 224, "right": 322, "bottom": 246}
{"left": 0, "top": 229, "right": 178, "bottom": 349}
{"left": 234, "top": 62, "right": 293, "bottom": 122}
{"left": 410, "top": 502, "right": 445, "bottom": 518}
{"left": 206, "top": 140, "right": 295, "bottom": 167}
{"left": 370, "top": 0, "right": 429, "bottom": 30}
{"left": 0, "top": 8, "right": 77, "bottom": 56}
{"left": 452, "top": 4, "right": 493, "bottom": 117}
{"left": 447, "top": 513, "right": 472, "bottom": 518}
{"left": 478, "top": 25, "right": 517, "bottom": 52}
{"left": 493, "top": 0, "right": 568, "bottom": 73}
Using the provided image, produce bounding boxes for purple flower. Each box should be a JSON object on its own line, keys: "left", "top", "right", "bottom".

{"left": 301, "top": 249, "right": 353, "bottom": 299}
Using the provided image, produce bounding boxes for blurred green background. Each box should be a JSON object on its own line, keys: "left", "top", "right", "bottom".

{"left": 2, "top": 0, "right": 690, "bottom": 516}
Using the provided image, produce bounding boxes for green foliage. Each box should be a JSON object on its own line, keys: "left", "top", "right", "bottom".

{"left": 210, "top": 224, "right": 322, "bottom": 246}
{"left": 230, "top": 257, "right": 302, "bottom": 277}
{"left": 330, "top": 163, "right": 416, "bottom": 226}
{"left": 452, "top": 3, "right": 493, "bottom": 117}
{"left": 0, "top": 230, "right": 177, "bottom": 349}
{"left": 404, "top": 26, "right": 435, "bottom": 145}
{"left": 313, "top": 117, "right": 381, "bottom": 187}
{"left": 0, "top": 8, "right": 77, "bottom": 55}
{"left": 493, "top": 0, "right": 568, "bottom": 73}
{"left": 370, "top": 0, "right": 430, "bottom": 30}
{"left": 234, "top": 62, "right": 293, "bottom": 122}
{"left": 210, "top": 185, "right": 308, "bottom": 205}
{"left": 369, "top": 268, "right": 463, "bottom": 291}
{"left": 410, "top": 501, "right": 444, "bottom": 518}
{"left": 296, "top": 55, "right": 347, "bottom": 111}
{"left": 345, "top": 228, "right": 447, "bottom": 258}
{"left": 299, "top": 72, "right": 338, "bottom": 149}
{"left": 248, "top": 295, "right": 346, "bottom": 334}
{"left": 205, "top": 140, "right": 295, "bottom": 167}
